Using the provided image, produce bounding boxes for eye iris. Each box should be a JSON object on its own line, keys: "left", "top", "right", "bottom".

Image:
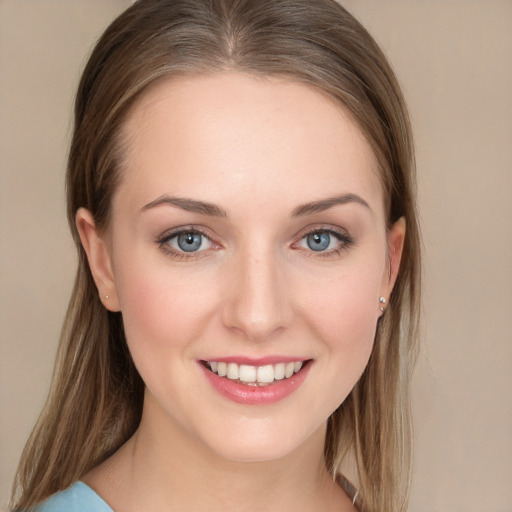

{"left": 307, "top": 232, "right": 330, "bottom": 251}
{"left": 177, "top": 232, "right": 202, "bottom": 252}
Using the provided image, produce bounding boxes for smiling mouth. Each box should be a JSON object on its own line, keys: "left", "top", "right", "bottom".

{"left": 202, "top": 360, "right": 310, "bottom": 386}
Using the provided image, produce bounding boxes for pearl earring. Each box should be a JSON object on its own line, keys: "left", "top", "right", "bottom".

{"left": 105, "top": 295, "right": 109, "bottom": 300}
{"left": 379, "top": 296, "right": 386, "bottom": 312}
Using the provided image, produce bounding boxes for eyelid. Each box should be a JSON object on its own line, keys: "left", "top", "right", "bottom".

{"left": 291, "top": 224, "right": 355, "bottom": 256}
{"left": 155, "top": 223, "right": 354, "bottom": 260}
{"left": 291, "top": 223, "right": 351, "bottom": 241}
{"left": 156, "top": 225, "right": 220, "bottom": 259}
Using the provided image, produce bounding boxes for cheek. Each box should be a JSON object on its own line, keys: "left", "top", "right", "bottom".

{"left": 299, "top": 262, "right": 382, "bottom": 375}
{"left": 113, "top": 256, "right": 219, "bottom": 368}
{"left": 318, "top": 292, "right": 377, "bottom": 362}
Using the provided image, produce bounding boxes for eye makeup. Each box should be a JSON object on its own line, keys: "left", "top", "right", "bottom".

{"left": 291, "top": 225, "right": 356, "bottom": 259}
{"left": 156, "top": 225, "right": 219, "bottom": 261}
{"left": 155, "top": 222, "right": 355, "bottom": 262}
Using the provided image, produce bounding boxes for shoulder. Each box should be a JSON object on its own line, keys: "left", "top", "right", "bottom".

{"left": 31, "top": 482, "right": 113, "bottom": 512}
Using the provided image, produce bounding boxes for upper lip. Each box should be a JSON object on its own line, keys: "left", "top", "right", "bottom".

{"left": 200, "top": 356, "right": 310, "bottom": 366}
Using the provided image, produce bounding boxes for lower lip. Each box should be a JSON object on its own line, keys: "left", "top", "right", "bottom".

{"left": 200, "top": 362, "right": 311, "bottom": 405}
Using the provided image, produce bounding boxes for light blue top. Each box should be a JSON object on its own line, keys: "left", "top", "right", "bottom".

{"left": 33, "top": 482, "right": 112, "bottom": 512}
{"left": 32, "top": 476, "right": 359, "bottom": 511}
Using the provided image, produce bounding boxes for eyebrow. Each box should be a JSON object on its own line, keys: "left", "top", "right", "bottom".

{"left": 140, "top": 195, "right": 227, "bottom": 217}
{"left": 140, "top": 192, "right": 370, "bottom": 218}
{"left": 291, "top": 193, "right": 371, "bottom": 217}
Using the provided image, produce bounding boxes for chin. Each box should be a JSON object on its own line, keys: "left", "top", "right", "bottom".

{"left": 196, "top": 416, "right": 326, "bottom": 464}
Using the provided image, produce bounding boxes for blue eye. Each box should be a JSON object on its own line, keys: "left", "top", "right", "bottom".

{"left": 295, "top": 228, "right": 354, "bottom": 256}
{"left": 158, "top": 229, "right": 213, "bottom": 255}
{"left": 176, "top": 232, "right": 204, "bottom": 252}
{"left": 306, "top": 231, "right": 331, "bottom": 251}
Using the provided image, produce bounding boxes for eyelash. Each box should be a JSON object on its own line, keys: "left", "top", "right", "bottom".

{"left": 156, "top": 226, "right": 216, "bottom": 261}
{"left": 291, "top": 226, "right": 355, "bottom": 258}
{"left": 156, "top": 225, "right": 355, "bottom": 260}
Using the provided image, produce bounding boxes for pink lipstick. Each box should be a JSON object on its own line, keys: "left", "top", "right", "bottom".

{"left": 200, "top": 358, "right": 312, "bottom": 405}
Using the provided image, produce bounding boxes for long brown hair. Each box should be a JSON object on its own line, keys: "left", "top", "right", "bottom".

{"left": 11, "top": 1, "right": 420, "bottom": 511}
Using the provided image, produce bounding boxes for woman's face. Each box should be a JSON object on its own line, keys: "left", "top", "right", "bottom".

{"left": 79, "top": 72, "right": 404, "bottom": 463}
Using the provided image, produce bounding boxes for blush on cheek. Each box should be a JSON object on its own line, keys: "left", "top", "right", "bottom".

{"left": 117, "top": 266, "right": 219, "bottom": 355}
{"left": 307, "top": 284, "right": 379, "bottom": 371}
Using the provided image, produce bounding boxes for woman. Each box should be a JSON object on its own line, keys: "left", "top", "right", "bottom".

{"left": 10, "top": 0, "right": 421, "bottom": 511}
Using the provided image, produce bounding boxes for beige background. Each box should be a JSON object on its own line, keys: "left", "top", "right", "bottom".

{"left": 1, "top": 1, "right": 511, "bottom": 511}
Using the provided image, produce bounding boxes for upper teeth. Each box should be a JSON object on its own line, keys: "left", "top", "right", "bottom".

{"left": 208, "top": 361, "right": 304, "bottom": 385}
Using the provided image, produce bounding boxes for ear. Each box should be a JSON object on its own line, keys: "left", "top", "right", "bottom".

{"left": 76, "top": 208, "right": 121, "bottom": 312}
{"left": 380, "top": 216, "right": 406, "bottom": 306}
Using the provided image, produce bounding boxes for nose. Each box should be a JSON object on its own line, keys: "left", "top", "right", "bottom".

{"left": 221, "top": 245, "right": 294, "bottom": 342}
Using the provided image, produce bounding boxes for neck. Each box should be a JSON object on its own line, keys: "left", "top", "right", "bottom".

{"left": 85, "top": 395, "right": 349, "bottom": 512}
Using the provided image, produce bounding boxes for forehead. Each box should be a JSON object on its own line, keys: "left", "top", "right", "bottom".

{"left": 116, "top": 72, "right": 384, "bottom": 216}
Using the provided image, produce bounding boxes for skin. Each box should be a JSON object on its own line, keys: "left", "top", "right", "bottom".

{"left": 77, "top": 72, "right": 405, "bottom": 512}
